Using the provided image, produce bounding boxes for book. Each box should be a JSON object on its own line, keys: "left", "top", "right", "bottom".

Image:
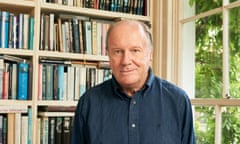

{"left": 8, "top": 13, "right": 14, "bottom": 48}
{"left": 0, "top": 59, "right": 3, "bottom": 98}
{"left": 38, "top": 64, "right": 43, "bottom": 100}
{"left": 15, "top": 113, "right": 21, "bottom": 144}
{"left": 23, "top": 14, "right": 30, "bottom": 49}
{"left": 67, "top": 66, "right": 74, "bottom": 101}
{"left": 28, "top": 17, "right": 34, "bottom": 50}
{"left": 82, "top": 20, "right": 92, "bottom": 54}
{"left": 40, "top": 117, "right": 48, "bottom": 144}
{"left": 45, "top": 64, "right": 53, "bottom": 100}
{"left": 17, "top": 62, "right": 29, "bottom": 100}
{"left": 36, "top": 118, "right": 41, "bottom": 144}
{"left": 62, "top": 117, "right": 72, "bottom": 144}
{"left": 0, "top": 54, "right": 28, "bottom": 63}
{"left": 0, "top": 11, "right": 10, "bottom": 48}
{"left": 27, "top": 107, "right": 32, "bottom": 144}
{"left": 55, "top": 117, "right": 63, "bottom": 144}
{"left": 2, "top": 116, "right": 7, "bottom": 144}
{"left": 2, "top": 62, "right": 9, "bottom": 99}
{"left": 21, "top": 115, "right": 28, "bottom": 144}
{"left": 10, "top": 63, "right": 18, "bottom": 99}
{"left": 17, "top": 13, "right": 24, "bottom": 49}
{"left": 72, "top": 18, "right": 80, "bottom": 53}
{"left": 91, "top": 20, "right": 97, "bottom": 55}
{"left": 48, "top": 117, "right": 55, "bottom": 144}
{"left": 58, "top": 65, "right": 65, "bottom": 100}
{"left": 0, "top": 115, "right": 2, "bottom": 144}
{"left": 7, "top": 113, "right": 15, "bottom": 144}
{"left": 49, "top": 13, "right": 55, "bottom": 51}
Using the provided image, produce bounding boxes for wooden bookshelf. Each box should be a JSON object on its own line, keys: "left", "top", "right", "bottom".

{"left": 0, "top": 0, "right": 153, "bottom": 143}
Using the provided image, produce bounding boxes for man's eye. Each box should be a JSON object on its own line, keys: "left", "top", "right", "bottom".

{"left": 132, "top": 49, "right": 140, "bottom": 53}
{"left": 114, "top": 50, "right": 122, "bottom": 54}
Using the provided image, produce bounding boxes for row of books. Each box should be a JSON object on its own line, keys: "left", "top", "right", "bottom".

{"left": 0, "top": 106, "right": 32, "bottom": 144}
{"left": 0, "top": 11, "right": 34, "bottom": 49}
{"left": 43, "top": 0, "right": 146, "bottom": 16}
{"left": 37, "top": 112, "right": 74, "bottom": 144}
{"left": 40, "top": 13, "right": 111, "bottom": 55}
{"left": 37, "top": 106, "right": 76, "bottom": 144}
{"left": 0, "top": 55, "right": 31, "bottom": 100}
{"left": 38, "top": 59, "right": 112, "bottom": 101}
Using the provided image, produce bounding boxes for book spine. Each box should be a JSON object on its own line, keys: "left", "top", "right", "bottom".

{"left": 0, "top": 115, "right": 3, "bottom": 144}
{"left": 0, "top": 59, "right": 4, "bottom": 99}
{"left": 8, "top": 13, "right": 14, "bottom": 48}
{"left": 28, "top": 17, "right": 34, "bottom": 50}
{"left": 45, "top": 64, "right": 53, "bottom": 100}
{"left": 21, "top": 116, "right": 28, "bottom": 144}
{"left": 27, "top": 107, "right": 32, "bottom": 144}
{"left": 49, "top": 13, "right": 54, "bottom": 51}
{"left": 15, "top": 113, "right": 21, "bottom": 144}
{"left": 11, "top": 63, "right": 17, "bottom": 99}
{"left": 12, "top": 16, "right": 17, "bottom": 48}
{"left": 38, "top": 64, "right": 42, "bottom": 100}
{"left": 17, "top": 62, "right": 29, "bottom": 100}
{"left": 1, "top": 11, "right": 10, "bottom": 48}
{"left": 23, "top": 14, "right": 30, "bottom": 49}
{"left": 0, "top": 11, "right": 2, "bottom": 48}
{"left": 7, "top": 113, "right": 15, "bottom": 144}
{"left": 17, "top": 13, "right": 24, "bottom": 49}
{"left": 58, "top": 65, "right": 64, "bottom": 100}
{"left": 72, "top": 18, "right": 80, "bottom": 53}
{"left": 2, "top": 63, "right": 9, "bottom": 99}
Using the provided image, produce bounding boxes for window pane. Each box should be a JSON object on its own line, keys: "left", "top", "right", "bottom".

{"left": 184, "top": 0, "right": 222, "bottom": 18}
{"left": 222, "top": 107, "right": 240, "bottom": 143}
{"left": 229, "top": 7, "right": 240, "bottom": 98}
{"left": 194, "top": 106, "right": 215, "bottom": 143}
{"left": 195, "top": 14, "right": 223, "bottom": 98}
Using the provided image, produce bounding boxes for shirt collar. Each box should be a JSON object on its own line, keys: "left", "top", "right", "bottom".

{"left": 111, "top": 67, "right": 155, "bottom": 99}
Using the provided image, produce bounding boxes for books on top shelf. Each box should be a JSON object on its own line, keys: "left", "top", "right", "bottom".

{"left": 42, "top": 0, "right": 147, "bottom": 16}
{"left": 0, "top": 11, "right": 34, "bottom": 49}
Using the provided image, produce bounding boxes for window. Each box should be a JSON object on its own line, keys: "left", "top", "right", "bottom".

{"left": 180, "top": 0, "right": 240, "bottom": 143}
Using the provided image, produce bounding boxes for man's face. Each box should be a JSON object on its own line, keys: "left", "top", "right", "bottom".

{"left": 107, "top": 22, "right": 152, "bottom": 91}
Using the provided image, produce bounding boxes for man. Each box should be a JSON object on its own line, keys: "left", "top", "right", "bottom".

{"left": 71, "top": 20, "right": 196, "bottom": 144}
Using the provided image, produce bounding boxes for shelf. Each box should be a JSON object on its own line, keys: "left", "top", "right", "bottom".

{"left": 40, "top": 3, "right": 151, "bottom": 23}
{"left": 37, "top": 100, "right": 78, "bottom": 106}
{"left": 0, "top": 48, "right": 34, "bottom": 57}
{"left": 0, "top": 100, "right": 33, "bottom": 106}
{"left": 38, "top": 50, "right": 109, "bottom": 61}
{"left": 0, "top": 0, "right": 35, "bottom": 13}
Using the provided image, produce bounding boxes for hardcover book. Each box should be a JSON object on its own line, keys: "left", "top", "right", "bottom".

{"left": 17, "top": 62, "right": 29, "bottom": 100}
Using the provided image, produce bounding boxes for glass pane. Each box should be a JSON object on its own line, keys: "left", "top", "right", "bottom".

{"left": 229, "top": 7, "right": 240, "bottom": 98}
{"left": 194, "top": 106, "right": 215, "bottom": 143}
{"left": 184, "top": 0, "right": 222, "bottom": 18}
{"left": 222, "top": 107, "right": 240, "bottom": 143}
{"left": 195, "top": 14, "right": 223, "bottom": 98}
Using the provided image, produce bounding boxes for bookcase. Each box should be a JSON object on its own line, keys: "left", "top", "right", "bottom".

{"left": 0, "top": 0, "right": 152, "bottom": 143}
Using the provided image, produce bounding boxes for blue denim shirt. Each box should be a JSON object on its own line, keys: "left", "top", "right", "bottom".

{"left": 71, "top": 68, "right": 196, "bottom": 144}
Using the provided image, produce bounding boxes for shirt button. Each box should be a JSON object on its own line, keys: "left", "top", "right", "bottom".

{"left": 132, "top": 123, "right": 136, "bottom": 128}
{"left": 132, "top": 101, "right": 136, "bottom": 104}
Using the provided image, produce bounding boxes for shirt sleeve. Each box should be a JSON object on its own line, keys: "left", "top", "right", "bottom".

{"left": 181, "top": 95, "right": 196, "bottom": 144}
{"left": 71, "top": 98, "right": 86, "bottom": 144}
